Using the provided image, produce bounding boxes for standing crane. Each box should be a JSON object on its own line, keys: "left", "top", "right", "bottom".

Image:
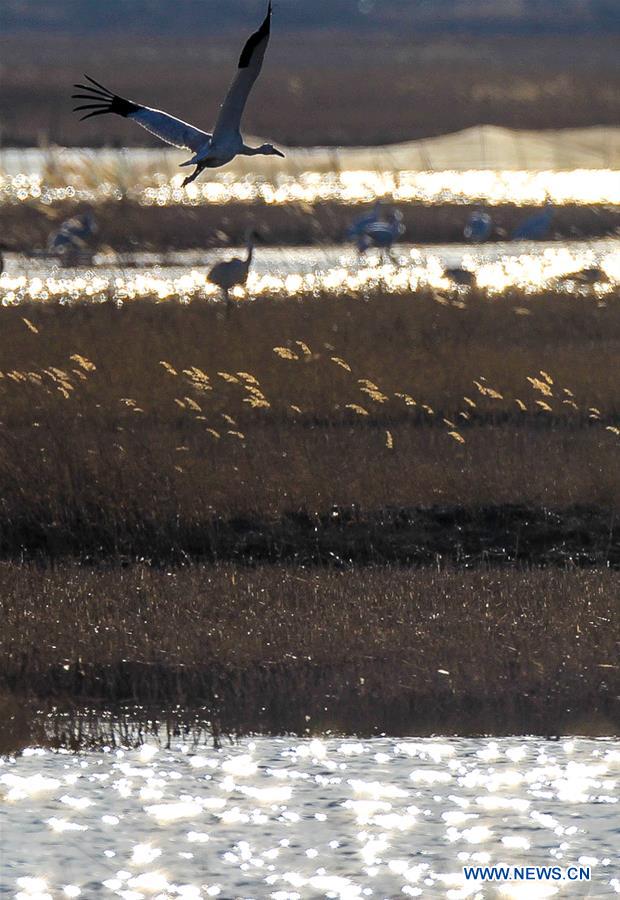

{"left": 352, "top": 208, "right": 405, "bottom": 257}
{"left": 464, "top": 208, "right": 493, "bottom": 243}
{"left": 48, "top": 211, "right": 98, "bottom": 265}
{"left": 207, "top": 231, "right": 256, "bottom": 308}
{"left": 512, "top": 200, "right": 554, "bottom": 241}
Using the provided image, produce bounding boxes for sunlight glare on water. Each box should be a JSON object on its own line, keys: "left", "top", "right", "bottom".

{"left": 1, "top": 241, "right": 619, "bottom": 305}
{"left": 1, "top": 736, "right": 619, "bottom": 898}
{"left": 2, "top": 168, "right": 620, "bottom": 207}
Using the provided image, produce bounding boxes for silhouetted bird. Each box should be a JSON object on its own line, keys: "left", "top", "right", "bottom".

{"left": 512, "top": 201, "right": 554, "bottom": 241}
{"left": 443, "top": 266, "right": 476, "bottom": 287}
{"left": 72, "top": 2, "right": 284, "bottom": 187}
{"left": 464, "top": 208, "right": 492, "bottom": 243}
{"left": 347, "top": 202, "right": 383, "bottom": 240}
{"left": 207, "top": 231, "right": 255, "bottom": 307}
{"left": 355, "top": 209, "right": 405, "bottom": 254}
{"left": 557, "top": 267, "right": 609, "bottom": 286}
{"left": 48, "top": 211, "right": 98, "bottom": 256}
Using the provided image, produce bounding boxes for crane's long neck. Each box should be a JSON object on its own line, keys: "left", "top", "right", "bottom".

{"left": 246, "top": 235, "right": 255, "bottom": 265}
{"left": 241, "top": 143, "right": 268, "bottom": 157}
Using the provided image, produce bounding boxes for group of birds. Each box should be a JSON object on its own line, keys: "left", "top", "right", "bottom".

{"left": 70, "top": 0, "right": 275, "bottom": 302}
{"left": 0, "top": 4, "right": 606, "bottom": 296}
{"left": 465, "top": 200, "right": 555, "bottom": 243}
{"left": 66, "top": 0, "right": 559, "bottom": 294}
{"left": 347, "top": 199, "right": 556, "bottom": 258}
{"left": 345, "top": 198, "right": 610, "bottom": 288}
{"left": 345, "top": 197, "right": 557, "bottom": 287}
{"left": 33, "top": 209, "right": 255, "bottom": 304}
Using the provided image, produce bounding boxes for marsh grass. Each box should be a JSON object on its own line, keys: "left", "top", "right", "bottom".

{"left": 0, "top": 288, "right": 617, "bottom": 749}
{"left": 1, "top": 563, "right": 619, "bottom": 750}
{"left": 0, "top": 288, "right": 618, "bottom": 559}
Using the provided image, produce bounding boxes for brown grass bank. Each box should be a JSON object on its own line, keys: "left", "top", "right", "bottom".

{"left": 0, "top": 289, "right": 618, "bottom": 560}
{"left": 2, "top": 201, "right": 620, "bottom": 253}
{"left": 1, "top": 563, "right": 619, "bottom": 752}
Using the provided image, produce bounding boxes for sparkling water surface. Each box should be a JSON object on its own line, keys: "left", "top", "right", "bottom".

{"left": 2, "top": 736, "right": 619, "bottom": 898}
{"left": 2, "top": 149, "right": 620, "bottom": 206}
{"left": 1, "top": 240, "right": 619, "bottom": 305}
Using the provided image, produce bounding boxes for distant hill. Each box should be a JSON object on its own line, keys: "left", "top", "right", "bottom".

{"left": 3, "top": 0, "right": 620, "bottom": 35}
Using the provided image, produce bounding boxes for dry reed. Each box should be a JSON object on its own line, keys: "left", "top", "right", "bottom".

{"left": 0, "top": 288, "right": 617, "bottom": 559}
{"left": 1, "top": 563, "right": 619, "bottom": 748}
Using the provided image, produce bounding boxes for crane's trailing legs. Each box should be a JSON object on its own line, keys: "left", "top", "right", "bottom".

{"left": 72, "top": 2, "right": 285, "bottom": 186}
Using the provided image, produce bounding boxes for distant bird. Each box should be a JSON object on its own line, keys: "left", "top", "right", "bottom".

{"left": 464, "top": 208, "right": 492, "bottom": 243}
{"left": 557, "top": 267, "right": 609, "bottom": 286}
{"left": 355, "top": 209, "right": 405, "bottom": 255}
{"left": 48, "top": 211, "right": 98, "bottom": 257}
{"left": 72, "top": 2, "right": 284, "bottom": 187}
{"left": 443, "top": 266, "right": 476, "bottom": 287}
{"left": 347, "top": 202, "right": 383, "bottom": 240}
{"left": 512, "top": 200, "right": 554, "bottom": 241}
{"left": 207, "top": 232, "right": 256, "bottom": 307}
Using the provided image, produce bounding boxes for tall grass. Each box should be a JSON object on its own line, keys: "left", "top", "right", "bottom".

{"left": 1, "top": 563, "right": 619, "bottom": 751}
{"left": 0, "top": 287, "right": 617, "bottom": 749}
{"left": 0, "top": 288, "right": 617, "bottom": 558}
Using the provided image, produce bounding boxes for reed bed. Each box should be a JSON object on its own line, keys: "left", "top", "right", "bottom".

{"left": 0, "top": 288, "right": 617, "bottom": 560}
{"left": 2, "top": 201, "right": 620, "bottom": 252}
{"left": 0, "top": 288, "right": 617, "bottom": 749}
{"left": 0, "top": 563, "right": 619, "bottom": 752}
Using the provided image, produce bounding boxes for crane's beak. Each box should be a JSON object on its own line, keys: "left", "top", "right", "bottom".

{"left": 273, "top": 148, "right": 285, "bottom": 158}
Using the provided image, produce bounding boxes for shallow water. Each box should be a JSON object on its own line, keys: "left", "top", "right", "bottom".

{"left": 1, "top": 240, "right": 619, "bottom": 304}
{"left": 2, "top": 736, "right": 619, "bottom": 898}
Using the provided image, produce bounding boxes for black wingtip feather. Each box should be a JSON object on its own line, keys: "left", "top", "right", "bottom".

{"left": 70, "top": 77, "right": 141, "bottom": 119}
{"left": 84, "top": 73, "right": 115, "bottom": 94}
{"left": 238, "top": 2, "right": 272, "bottom": 69}
{"left": 79, "top": 110, "right": 110, "bottom": 121}
{"left": 73, "top": 104, "right": 107, "bottom": 111}
{"left": 73, "top": 84, "right": 105, "bottom": 95}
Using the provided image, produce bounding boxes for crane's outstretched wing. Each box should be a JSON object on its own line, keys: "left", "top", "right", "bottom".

{"left": 213, "top": 1, "right": 272, "bottom": 140}
{"left": 72, "top": 75, "right": 211, "bottom": 153}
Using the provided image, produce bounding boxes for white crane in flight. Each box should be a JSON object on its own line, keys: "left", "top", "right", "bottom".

{"left": 72, "top": 2, "right": 284, "bottom": 187}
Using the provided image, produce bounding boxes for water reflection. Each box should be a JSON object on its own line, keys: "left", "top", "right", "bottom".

{"left": 1, "top": 240, "right": 618, "bottom": 304}
{"left": 2, "top": 737, "right": 619, "bottom": 897}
